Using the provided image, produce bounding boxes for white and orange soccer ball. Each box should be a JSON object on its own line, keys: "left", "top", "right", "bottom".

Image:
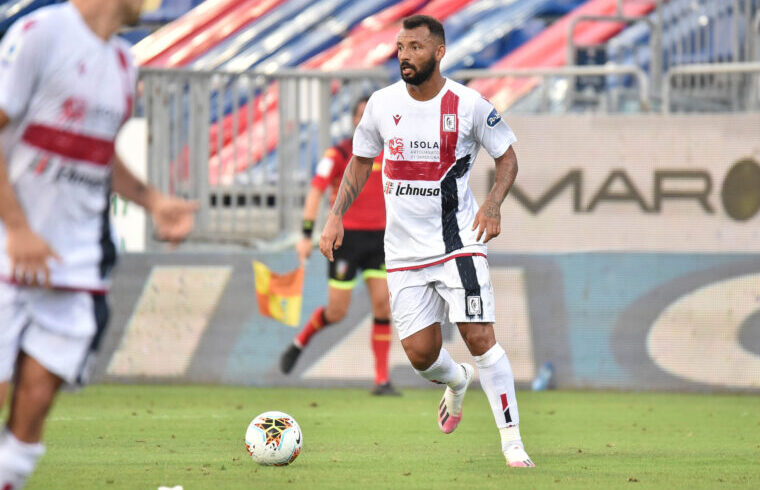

{"left": 245, "top": 411, "right": 302, "bottom": 466}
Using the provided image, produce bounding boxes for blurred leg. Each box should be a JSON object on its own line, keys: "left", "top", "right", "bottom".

{"left": 8, "top": 352, "right": 62, "bottom": 443}
{"left": 0, "top": 352, "right": 59, "bottom": 489}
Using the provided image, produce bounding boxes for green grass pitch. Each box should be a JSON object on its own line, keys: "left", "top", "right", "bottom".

{"left": 16, "top": 385, "right": 759, "bottom": 489}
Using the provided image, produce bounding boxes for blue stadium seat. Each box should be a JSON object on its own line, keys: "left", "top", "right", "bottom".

{"left": 190, "top": 0, "right": 318, "bottom": 70}
{"left": 445, "top": 0, "right": 582, "bottom": 44}
{"left": 607, "top": 0, "right": 760, "bottom": 83}
{"left": 259, "top": 0, "right": 398, "bottom": 74}
{"left": 442, "top": 0, "right": 585, "bottom": 74}
{"left": 0, "top": 0, "right": 64, "bottom": 37}
{"left": 209, "top": 0, "right": 373, "bottom": 125}
{"left": 218, "top": 0, "right": 355, "bottom": 73}
{"left": 119, "top": 27, "right": 153, "bottom": 46}
{"left": 140, "top": 0, "right": 205, "bottom": 24}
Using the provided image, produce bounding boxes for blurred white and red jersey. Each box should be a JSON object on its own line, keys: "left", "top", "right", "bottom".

{"left": 352, "top": 78, "right": 516, "bottom": 272}
{"left": 0, "top": 3, "right": 136, "bottom": 292}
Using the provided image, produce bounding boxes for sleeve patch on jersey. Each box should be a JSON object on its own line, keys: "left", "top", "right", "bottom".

{"left": 487, "top": 108, "right": 502, "bottom": 128}
{"left": 1, "top": 42, "right": 19, "bottom": 66}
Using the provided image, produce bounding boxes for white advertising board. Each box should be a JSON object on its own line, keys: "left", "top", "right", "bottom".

{"left": 471, "top": 114, "right": 760, "bottom": 252}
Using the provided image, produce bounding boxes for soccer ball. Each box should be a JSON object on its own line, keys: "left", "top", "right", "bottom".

{"left": 245, "top": 411, "right": 302, "bottom": 466}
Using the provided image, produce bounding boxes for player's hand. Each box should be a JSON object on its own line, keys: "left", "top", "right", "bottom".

{"left": 296, "top": 236, "right": 313, "bottom": 265}
{"left": 472, "top": 200, "right": 501, "bottom": 243}
{"left": 150, "top": 194, "right": 200, "bottom": 246}
{"left": 319, "top": 213, "right": 344, "bottom": 262}
{"left": 6, "top": 225, "right": 61, "bottom": 287}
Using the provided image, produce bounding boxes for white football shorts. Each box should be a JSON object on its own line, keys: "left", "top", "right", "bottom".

{"left": 387, "top": 254, "right": 496, "bottom": 339}
{"left": 0, "top": 282, "right": 106, "bottom": 385}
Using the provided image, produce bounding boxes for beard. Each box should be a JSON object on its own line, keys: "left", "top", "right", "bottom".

{"left": 400, "top": 55, "right": 436, "bottom": 85}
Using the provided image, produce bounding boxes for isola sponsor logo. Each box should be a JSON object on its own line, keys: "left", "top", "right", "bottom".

{"left": 385, "top": 181, "right": 440, "bottom": 197}
{"left": 409, "top": 140, "right": 440, "bottom": 149}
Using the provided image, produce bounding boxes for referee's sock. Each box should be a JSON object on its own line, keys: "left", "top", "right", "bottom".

{"left": 294, "top": 307, "right": 329, "bottom": 348}
{"left": 371, "top": 319, "right": 391, "bottom": 385}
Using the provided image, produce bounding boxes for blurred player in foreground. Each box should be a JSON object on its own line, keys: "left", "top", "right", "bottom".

{"left": 320, "top": 15, "right": 534, "bottom": 467}
{"left": 279, "top": 99, "right": 399, "bottom": 396}
{"left": 0, "top": 1, "right": 198, "bottom": 487}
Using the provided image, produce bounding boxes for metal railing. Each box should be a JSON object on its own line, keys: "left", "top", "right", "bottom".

{"left": 571, "top": 0, "right": 760, "bottom": 111}
{"left": 452, "top": 65, "right": 651, "bottom": 112}
{"left": 663, "top": 62, "right": 760, "bottom": 112}
{"left": 753, "top": 10, "right": 760, "bottom": 61}
{"left": 567, "top": 0, "right": 663, "bottom": 99}
{"left": 139, "top": 68, "right": 389, "bottom": 246}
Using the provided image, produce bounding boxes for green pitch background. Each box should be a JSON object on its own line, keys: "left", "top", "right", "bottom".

{"left": 16, "top": 386, "right": 760, "bottom": 489}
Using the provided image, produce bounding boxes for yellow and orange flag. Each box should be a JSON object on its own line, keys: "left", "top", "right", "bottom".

{"left": 252, "top": 261, "right": 304, "bottom": 327}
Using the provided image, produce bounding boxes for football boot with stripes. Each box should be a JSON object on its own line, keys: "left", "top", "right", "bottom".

{"left": 437, "top": 363, "right": 475, "bottom": 434}
{"left": 504, "top": 444, "right": 536, "bottom": 467}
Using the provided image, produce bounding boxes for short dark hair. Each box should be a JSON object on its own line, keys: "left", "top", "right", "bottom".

{"left": 401, "top": 15, "right": 445, "bottom": 45}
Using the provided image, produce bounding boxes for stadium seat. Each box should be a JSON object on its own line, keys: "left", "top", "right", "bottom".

{"left": 135, "top": 0, "right": 285, "bottom": 67}
{"left": 190, "top": 0, "right": 326, "bottom": 71}
{"left": 467, "top": 0, "right": 656, "bottom": 111}
{"left": 441, "top": 0, "right": 586, "bottom": 74}
{"left": 140, "top": 0, "right": 206, "bottom": 25}
{"left": 207, "top": 0, "right": 478, "bottom": 181}
{"left": 0, "top": 0, "right": 64, "bottom": 37}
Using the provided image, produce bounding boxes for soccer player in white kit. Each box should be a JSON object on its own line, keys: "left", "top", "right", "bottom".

{"left": 0, "top": 1, "right": 198, "bottom": 487}
{"left": 320, "top": 15, "right": 534, "bottom": 467}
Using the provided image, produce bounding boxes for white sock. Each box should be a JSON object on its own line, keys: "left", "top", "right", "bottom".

{"left": 415, "top": 348, "right": 467, "bottom": 391}
{"left": 0, "top": 426, "right": 45, "bottom": 490}
{"left": 474, "top": 344, "right": 522, "bottom": 448}
{"left": 499, "top": 426, "right": 523, "bottom": 451}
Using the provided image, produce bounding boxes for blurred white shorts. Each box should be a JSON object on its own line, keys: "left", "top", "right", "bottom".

{"left": 387, "top": 254, "right": 496, "bottom": 340}
{"left": 0, "top": 282, "right": 104, "bottom": 384}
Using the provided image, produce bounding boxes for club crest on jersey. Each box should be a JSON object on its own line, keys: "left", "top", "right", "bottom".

{"left": 443, "top": 114, "right": 457, "bottom": 132}
{"left": 393, "top": 114, "right": 402, "bottom": 125}
{"left": 466, "top": 296, "right": 482, "bottom": 316}
{"left": 486, "top": 108, "right": 502, "bottom": 128}
{"left": 62, "top": 97, "right": 87, "bottom": 123}
{"left": 388, "top": 137, "right": 404, "bottom": 159}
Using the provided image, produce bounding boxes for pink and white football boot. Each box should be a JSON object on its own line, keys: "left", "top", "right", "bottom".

{"left": 437, "top": 363, "right": 475, "bottom": 434}
{"left": 504, "top": 444, "right": 536, "bottom": 467}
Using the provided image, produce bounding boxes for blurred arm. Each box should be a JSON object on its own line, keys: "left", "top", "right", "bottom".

{"left": 111, "top": 154, "right": 160, "bottom": 212}
{"left": 112, "top": 154, "right": 198, "bottom": 245}
{"left": 0, "top": 110, "right": 28, "bottom": 230}
{"left": 0, "top": 109, "right": 60, "bottom": 286}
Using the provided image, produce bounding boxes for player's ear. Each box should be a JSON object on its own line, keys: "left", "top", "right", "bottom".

{"left": 435, "top": 43, "right": 446, "bottom": 62}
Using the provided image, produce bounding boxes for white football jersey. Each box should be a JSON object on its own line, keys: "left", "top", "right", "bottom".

{"left": 353, "top": 78, "right": 516, "bottom": 271}
{"left": 0, "top": 3, "right": 136, "bottom": 292}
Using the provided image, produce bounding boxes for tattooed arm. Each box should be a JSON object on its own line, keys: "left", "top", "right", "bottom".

{"left": 472, "top": 146, "right": 518, "bottom": 243}
{"left": 319, "top": 155, "right": 374, "bottom": 261}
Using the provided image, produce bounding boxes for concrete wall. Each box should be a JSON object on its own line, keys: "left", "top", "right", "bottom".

{"left": 95, "top": 251, "right": 760, "bottom": 392}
